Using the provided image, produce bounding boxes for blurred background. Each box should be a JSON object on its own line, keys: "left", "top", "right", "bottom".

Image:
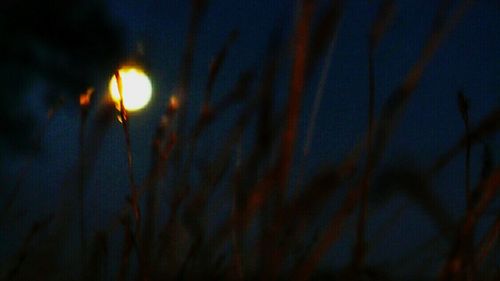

{"left": 0, "top": 0, "right": 499, "bottom": 280}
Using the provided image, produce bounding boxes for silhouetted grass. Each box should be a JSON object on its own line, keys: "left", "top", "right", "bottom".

{"left": 1, "top": 0, "right": 499, "bottom": 281}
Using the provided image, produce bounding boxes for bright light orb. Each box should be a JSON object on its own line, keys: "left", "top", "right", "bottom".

{"left": 109, "top": 67, "right": 152, "bottom": 112}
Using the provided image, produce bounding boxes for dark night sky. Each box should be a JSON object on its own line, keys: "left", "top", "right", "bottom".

{"left": 1, "top": 0, "right": 500, "bottom": 279}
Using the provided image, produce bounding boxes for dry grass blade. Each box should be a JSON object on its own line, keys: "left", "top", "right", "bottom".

{"left": 114, "top": 71, "right": 140, "bottom": 225}
{"left": 303, "top": 5, "right": 342, "bottom": 158}
{"left": 192, "top": 70, "right": 254, "bottom": 140}
{"left": 293, "top": 2, "right": 473, "bottom": 278}
{"left": 223, "top": 132, "right": 361, "bottom": 278}
{"left": 0, "top": 169, "right": 26, "bottom": 227}
{"left": 476, "top": 214, "right": 500, "bottom": 266}
{"left": 371, "top": 0, "right": 473, "bottom": 167}
{"left": 114, "top": 70, "right": 146, "bottom": 279}
{"left": 69, "top": 103, "right": 137, "bottom": 241}
{"left": 153, "top": 193, "right": 190, "bottom": 279}
{"left": 306, "top": 0, "right": 343, "bottom": 77}
{"left": 275, "top": 0, "right": 315, "bottom": 205}
{"left": 472, "top": 170, "right": 500, "bottom": 217}
{"left": 153, "top": 98, "right": 257, "bottom": 278}
{"left": 83, "top": 231, "right": 108, "bottom": 281}
{"left": 170, "top": 68, "right": 253, "bottom": 242}
{"left": 353, "top": 0, "right": 395, "bottom": 270}
{"left": 226, "top": 27, "right": 285, "bottom": 213}
{"left": 439, "top": 167, "right": 500, "bottom": 280}
{"left": 179, "top": 0, "right": 210, "bottom": 93}
{"left": 366, "top": 0, "right": 395, "bottom": 149}
{"left": 259, "top": 154, "right": 359, "bottom": 278}
{"left": 140, "top": 157, "right": 174, "bottom": 279}
{"left": 141, "top": 99, "right": 179, "bottom": 280}
{"left": 165, "top": 0, "right": 210, "bottom": 201}
{"left": 19, "top": 102, "right": 117, "bottom": 281}
{"left": 141, "top": 72, "right": 253, "bottom": 262}
{"left": 430, "top": 106, "right": 500, "bottom": 176}
{"left": 480, "top": 144, "right": 494, "bottom": 182}
{"left": 4, "top": 215, "right": 53, "bottom": 281}
{"left": 368, "top": 202, "right": 408, "bottom": 253}
{"left": 212, "top": 71, "right": 254, "bottom": 114}
{"left": 204, "top": 171, "right": 276, "bottom": 256}
{"left": 5, "top": 0, "right": 496, "bottom": 279}
{"left": 204, "top": 29, "right": 239, "bottom": 103}
{"left": 173, "top": 71, "right": 254, "bottom": 247}
{"left": 179, "top": 71, "right": 256, "bottom": 231}
{"left": 79, "top": 88, "right": 93, "bottom": 271}
{"left": 292, "top": 179, "right": 365, "bottom": 281}
{"left": 215, "top": 2, "right": 317, "bottom": 277}
{"left": 457, "top": 91, "right": 472, "bottom": 211}
{"left": 256, "top": 27, "right": 282, "bottom": 157}
{"left": 139, "top": 100, "right": 179, "bottom": 197}
{"left": 287, "top": 148, "right": 360, "bottom": 223}
{"left": 244, "top": 33, "right": 283, "bottom": 270}
{"left": 374, "top": 166, "right": 455, "bottom": 238}
{"left": 368, "top": 0, "right": 396, "bottom": 50}
{"left": 0, "top": 97, "right": 65, "bottom": 227}
{"left": 175, "top": 0, "right": 210, "bottom": 136}
{"left": 117, "top": 216, "right": 134, "bottom": 281}
{"left": 184, "top": 99, "right": 258, "bottom": 229}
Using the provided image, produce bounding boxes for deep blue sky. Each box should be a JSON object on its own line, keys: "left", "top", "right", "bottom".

{"left": 2, "top": 0, "right": 500, "bottom": 278}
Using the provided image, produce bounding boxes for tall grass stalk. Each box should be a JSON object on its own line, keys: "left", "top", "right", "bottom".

{"left": 4, "top": 0, "right": 500, "bottom": 280}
